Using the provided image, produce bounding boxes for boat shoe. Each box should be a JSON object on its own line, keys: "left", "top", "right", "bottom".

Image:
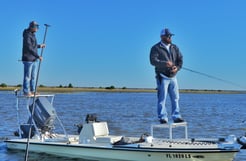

{"left": 173, "top": 118, "right": 185, "bottom": 123}
{"left": 159, "top": 119, "right": 168, "bottom": 124}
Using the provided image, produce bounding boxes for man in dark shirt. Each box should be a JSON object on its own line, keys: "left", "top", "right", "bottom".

{"left": 22, "top": 21, "right": 45, "bottom": 96}
{"left": 150, "top": 28, "right": 184, "bottom": 124}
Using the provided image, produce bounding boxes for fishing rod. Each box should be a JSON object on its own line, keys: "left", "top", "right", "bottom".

{"left": 182, "top": 67, "right": 245, "bottom": 89}
{"left": 24, "top": 24, "right": 50, "bottom": 161}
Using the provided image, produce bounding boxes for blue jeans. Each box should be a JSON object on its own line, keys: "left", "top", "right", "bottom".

{"left": 156, "top": 75, "right": 182, "bottom": 121}
{"left": 23, "top": 61, "right": 37, "bottom": 94}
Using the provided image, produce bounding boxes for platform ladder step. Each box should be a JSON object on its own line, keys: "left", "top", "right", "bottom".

{"left": 151, "top": 122, "right": 188, "bottom": 140}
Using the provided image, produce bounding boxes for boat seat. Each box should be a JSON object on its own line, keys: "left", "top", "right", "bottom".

{"left": 93, "top": 121, "right": 109, "bottom": 136}
{"left": 79, "top": 122, "right": 122, "bottom": 144}
{"left": 92, "top": 122, "right": 122, "bottom": 144}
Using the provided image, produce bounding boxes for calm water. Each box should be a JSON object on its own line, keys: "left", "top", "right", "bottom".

{"left": 0, "top": 91, "right": 246, "bottom": 161}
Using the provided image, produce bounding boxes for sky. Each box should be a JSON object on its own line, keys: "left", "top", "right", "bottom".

{"left": 0, "top": 0, "right": 246, "bottom": 90}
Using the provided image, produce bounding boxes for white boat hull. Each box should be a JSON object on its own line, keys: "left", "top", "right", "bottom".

{"left": 6, "top": 95, "right": 241, "bottom": 161}
{"left": 5, "top": 139, "right": 238, "bottom": 161}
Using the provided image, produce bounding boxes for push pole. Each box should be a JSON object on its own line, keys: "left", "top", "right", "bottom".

{"left": 24, "top": 24, "right": 50, "bottom": 161}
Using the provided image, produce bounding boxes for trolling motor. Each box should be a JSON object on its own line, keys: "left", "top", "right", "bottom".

{"left": 237, "top": 132, "right": 246, "bottom": 149}
{"left": 14, "top": 89, "right": 20, "bottom": 96}
{"left": 237, "top": 136, "right": 246, "bottom": 149}
{"left": 236, "top": 120, "right": 246, "bottom": 149}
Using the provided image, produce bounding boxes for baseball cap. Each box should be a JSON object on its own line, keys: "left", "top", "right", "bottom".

{"left": 160, "top": 28, "right": 174, "bottom": 36}
{"left": 29, "top": 21, "right": 39, "bottom": 29}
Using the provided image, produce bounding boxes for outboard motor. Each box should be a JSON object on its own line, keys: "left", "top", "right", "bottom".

{"left": 29, "top": 97, "right": 57, "bottom": 133}
{"left": 17, "top": 97, "right": 57, "bottom": 138}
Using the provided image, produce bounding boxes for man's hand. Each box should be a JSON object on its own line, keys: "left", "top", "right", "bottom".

{"left": 40, "top": 44, "right": 46, "bottom": 48}
{"left": 171, "top": 66, "right": 178, "bottom": 74}
{"left": 39, "top": 56, "right": 43, "bottom": 61}
{"left": 166, "top": 61, "right": 173, "bottom": 67}
{"left": 166, "top": 61, "right": 178, "bottom": 74}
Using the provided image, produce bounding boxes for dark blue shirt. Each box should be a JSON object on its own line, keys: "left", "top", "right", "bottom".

{"left": 22, "top": 29, "right": 39, "bottom": 62}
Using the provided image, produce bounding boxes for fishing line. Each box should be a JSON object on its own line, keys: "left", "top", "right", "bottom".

{"left": 182, "top": 67, "right": 245, "bottom": 89}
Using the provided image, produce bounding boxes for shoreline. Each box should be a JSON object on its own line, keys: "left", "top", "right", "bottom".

{"left": 0, "top": 86, "right": 245, "bottom": 94}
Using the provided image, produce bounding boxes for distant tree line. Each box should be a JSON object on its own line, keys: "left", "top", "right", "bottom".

{"left": 58, "top": 83, "right": 73, "bottom": 88}
{"left": 0, "top": 83, "right": 7, "bottom": 87}
{"left": 105, "top": 86, "right": 127, "bottom": 90}
{"left": 0, "top": 82, "right": 127, "bottom": 90}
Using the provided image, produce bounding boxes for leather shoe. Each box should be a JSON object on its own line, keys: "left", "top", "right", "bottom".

{"left": 160, "top": 119, "right": 168, "bottom": 124}
{"left": 173, "top": 118, "right": 185, "bottom": 123}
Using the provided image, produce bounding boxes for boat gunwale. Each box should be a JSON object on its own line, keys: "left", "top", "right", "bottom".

{"left": 4, "top": 140, "right": 240, "bottom": 153}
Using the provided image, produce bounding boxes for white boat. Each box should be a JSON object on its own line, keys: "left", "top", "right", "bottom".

{"left": 4, "top": 93, "right": 244, "bottom": 161}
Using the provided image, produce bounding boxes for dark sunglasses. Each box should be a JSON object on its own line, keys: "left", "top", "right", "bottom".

{"left": 166, "top": 35, "right": 172, "bottom": 39}
{"left": 30, "top": 25, "right": 39, "bottom": 29}
{"left": 33, "top": 26, "right": 39, "bottom": 29}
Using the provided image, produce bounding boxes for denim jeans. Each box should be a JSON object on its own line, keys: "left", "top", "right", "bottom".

{"left": 23, "top": 61, "right": 37, "bottom": 94}
{"left": 156, "top": 75, "right": 182, "bottom": 121}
